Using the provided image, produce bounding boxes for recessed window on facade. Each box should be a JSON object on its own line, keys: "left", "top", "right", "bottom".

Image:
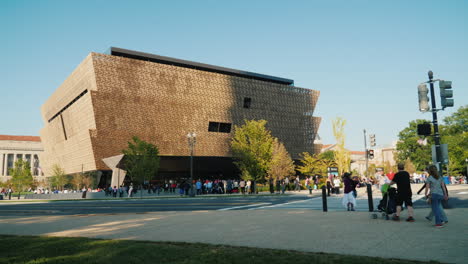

{"left": 208, "top": 122, "right": 232, "bottom": 133}
{"left": 243, "top": 97, "right": 251, "bottom": 108}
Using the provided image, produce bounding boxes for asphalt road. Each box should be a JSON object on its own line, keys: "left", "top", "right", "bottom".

{"left": 0, "top": 195, "right": 310, "bottom": 215}
{"left": 1, "top": 186, "right": 466, "bottom": 216}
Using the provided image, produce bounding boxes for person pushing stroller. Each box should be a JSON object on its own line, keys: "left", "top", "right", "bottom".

{"left": 389, "top": 163, "right": 415, "bottom": 222}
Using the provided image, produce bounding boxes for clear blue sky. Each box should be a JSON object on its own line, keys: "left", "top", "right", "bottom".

{"left": 1, "top": 0, "right": 467, "bottom": 151}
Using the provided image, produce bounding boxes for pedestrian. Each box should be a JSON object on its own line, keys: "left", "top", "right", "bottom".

{"left": 276, "top": 179, "right": 281, "bottom": 194}
{"left": 390, "top": 163, "right": 415, "bottom": 222}
{"left": 342, "top": 172, "right": 356, "bottom": 211}
{"left": 424, "top": 165, "right": 449, "bottom": 228}
{"left": 351, "top": 176, "right": 359, "bottom": 198}
{"left": 196, "top": 179, "right": 202, "bottom": 195}
{"left": 128, "top": 183, "right": 133, "bottom": 198}
{"left": 295, "top": 176, "right": 300, "bottom": 191}
{"left": 326, "top": 178, "right": 332, "bottom": 196}
{"left": 240, "top": 179, "right": 246, "bottom": 194}
{"left": 333, "top": 176, "right": 341, "bottom": 194}
{"left": 246, "top": 180, "right": 252, "bottom": 194}
{"left": 281, "top": 179, "right": 286, "bottom": 194}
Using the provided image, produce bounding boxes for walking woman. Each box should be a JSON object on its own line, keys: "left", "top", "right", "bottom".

{"left": 424, "top": 165, "right": 449, "bottom": 228}
{"left": 342, "top": 172, "right": 356, "bottom": 211}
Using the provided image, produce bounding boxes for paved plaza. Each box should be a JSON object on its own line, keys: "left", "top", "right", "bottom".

{"left": 1, "top": 184, "right": 467, "bottom": 263}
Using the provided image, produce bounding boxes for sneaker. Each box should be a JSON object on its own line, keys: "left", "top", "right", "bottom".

{"left": 392, "top": 215, "right": 400, "bottom": 221}
{"left": 425, "top": 216, "right": 431, "bottom": 222}
{"left": 406, "top": 217, "right": 415, "bottom": 222}
{"left": 351, "top": 208, "right": 355, "bottom": 211}
{"left": 435, "top": 224, "right": 444, "bottom": 228}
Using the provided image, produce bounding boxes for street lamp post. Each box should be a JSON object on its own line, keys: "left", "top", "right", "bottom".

{"left": 187, "top": 132, "right": 196, "bottom": 197}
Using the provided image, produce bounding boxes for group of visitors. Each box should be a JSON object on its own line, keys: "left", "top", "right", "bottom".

{"left": 378, "top": 163, "right": 449, "bottom": 228}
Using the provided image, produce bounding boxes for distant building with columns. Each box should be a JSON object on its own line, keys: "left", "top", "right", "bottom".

{"left": 0, "top": 135, "right": 45, "bottom": 183}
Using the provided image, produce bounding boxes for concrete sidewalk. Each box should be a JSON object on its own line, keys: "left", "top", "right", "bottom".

{"left": 1, "top": 189, "right": 467, "bottom": 263}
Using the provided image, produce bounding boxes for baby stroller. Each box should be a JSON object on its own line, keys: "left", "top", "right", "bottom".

{"left": 377, "top": 184, "right": 397, "bottom": 220}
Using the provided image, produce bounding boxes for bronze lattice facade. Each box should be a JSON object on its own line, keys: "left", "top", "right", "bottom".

{"left": 40, "top": 48, "right": 321, "bottom": 179}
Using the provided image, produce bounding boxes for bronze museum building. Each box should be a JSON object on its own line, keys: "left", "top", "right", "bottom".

{"left": 40, "top": 47, "right": 321, "bottom": 185}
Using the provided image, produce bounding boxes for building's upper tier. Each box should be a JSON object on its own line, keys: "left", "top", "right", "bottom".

{"left": 106, "top": 47, "right": 294, "bottom": 85}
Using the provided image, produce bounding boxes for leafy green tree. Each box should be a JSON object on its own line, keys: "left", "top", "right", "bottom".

{"left": 297, "top": 152, "right": 321, "bottom": 177}
{"left": 122, "top": 136, "right": 160, "bottom": 187}
{"left": 404, "top": 159, "right": 417, "bottom": 174}
{"left": 231, "top": 120, "right": 274, "bottom": 192}
{"left": 267, "top": 138, "right": 295, "bottom": 182}
{"left": 10, "top": 159, "right": 33, "bottom": 199}
{"left": 48, "top": 164, "right": 68, "bottom": 191}
{"left": 319, "top": 150, "right": 335, "bottom": 161}
{"left": 297, "top": 152, "right": 335, "bottom": 177}
{"left": 441, "top": 105, "right": 468, "bottom": 175}
{"left": 396, "top": 119, "right": 433, "bottom": 171}
{"left": 332, "top": 117, "right": 350, "bottom": 175}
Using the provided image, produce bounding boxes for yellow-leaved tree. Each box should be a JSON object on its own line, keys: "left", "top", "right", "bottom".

{"left": 332, "top": 117, "right": 350, "bottom": 175}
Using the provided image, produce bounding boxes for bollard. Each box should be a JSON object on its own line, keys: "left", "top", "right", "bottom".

{"left": 322, "top": 186, "right": 328, "bottom": 212}
{"left": 367, "top": 184, "right": 374, "bottom": 212}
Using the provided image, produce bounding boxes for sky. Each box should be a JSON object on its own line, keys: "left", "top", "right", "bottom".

{"left": 1, "top": 0, "right": 467, "bottom": 151}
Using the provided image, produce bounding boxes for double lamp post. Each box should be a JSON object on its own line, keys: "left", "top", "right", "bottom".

{"left": 187, "top": 132, "right": 196, "bottom": 197}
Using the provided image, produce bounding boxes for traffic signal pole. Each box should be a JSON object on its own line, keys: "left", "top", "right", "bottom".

{"left": 428, "top": 71, "right": 443, "bottom": 176}
{"left": 363, "top": 129, "right": 369, "bottom": 178}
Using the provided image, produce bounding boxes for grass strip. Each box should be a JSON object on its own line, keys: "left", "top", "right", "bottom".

{"left": 0, "top": 235, "right": 441, "bottom": 264}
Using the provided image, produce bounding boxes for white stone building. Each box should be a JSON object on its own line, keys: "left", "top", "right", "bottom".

{"left": 0, "top": 135, "right": 45, "bottom": 183}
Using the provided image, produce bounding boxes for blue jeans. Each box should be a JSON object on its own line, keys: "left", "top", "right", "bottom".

{"left": 431, "top": 193, "right": 444, "bottom": 225}
{"left": 426, "top": 202, "right": 447, "bottom": 222}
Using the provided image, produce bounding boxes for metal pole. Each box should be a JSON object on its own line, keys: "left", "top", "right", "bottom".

{"left": 364, "top": 129, "right": 368, "bottom": 179}
{"left": 187, "top": 132, "right": 196, "bottom": 197}
{"left": 428, "top": 71, "right": 443, "bottom": 177}
{"left": 190, "top": 144, "right": 194, "bottom": 197}
{"left": 367, "top": 183, "right": 374, "bottom": 212}
{"left": 321, "top": 185, "right": 328, "bottom": 212}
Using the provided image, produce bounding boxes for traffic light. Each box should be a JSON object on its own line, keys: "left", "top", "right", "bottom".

{"left": 439, "top": 80, "right": 454, "bottom": 109}
{"left": 368, "top": 149, "right": 374, "bottom": 159}
{"left": 370, "top": 134, "right": 376, "bottom": 147}
{"left": 418, "top": 83, "right": 430, "bottom": 112}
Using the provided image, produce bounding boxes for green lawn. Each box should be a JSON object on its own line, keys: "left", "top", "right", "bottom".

{"left": 0, "top": 235, "right": 440, "bottom": 264}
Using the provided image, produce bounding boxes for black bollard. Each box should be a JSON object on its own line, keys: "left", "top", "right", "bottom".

{"left": 322, "top": 186, "right": 328, "bottom": 212}
{"left": 367, "top": 184, "right": 374, "bottom": 212}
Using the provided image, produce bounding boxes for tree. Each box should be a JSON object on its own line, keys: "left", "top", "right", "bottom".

{"left": 383, "top": 161, "right": 397, "bottom": 175}
{"left": 332, "top": 117, "right": 350, "bottom": 175}
{"left": 267, "top": 139, "right": 295, "bottom": 181}
{"left": 122, "top": 136, "right": 160, "bottom": 187}
{"left": 441, "top": 105, "right": 468, "bottom": 175}
{"left": 71, "top": 173, "right": 82, "bottom": 191}
{"left": 297, "top": 152, "right": 322, "bottom": 177}
{"left": 48, "top": 164, "right": 68, "bottom": 191}
{"left": 396, "top": 119, "right": 433, "bottom": 171}
{"left": 319, "top": 150, "right": 335, "bottom": 161}
{"left": 297, "top": 152, "right": 335, "bottom": 177}
{"left": 10, "top": 159, "right": 33, "bottom": 199}
{"left": 396, "top": 106, "right": 467, "bottom": 175}
{"left": 404, "top": 159, "right": 416, "bottom": 174}
{"left": 231, "top": 120, "right": 274, "bottom": 192}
